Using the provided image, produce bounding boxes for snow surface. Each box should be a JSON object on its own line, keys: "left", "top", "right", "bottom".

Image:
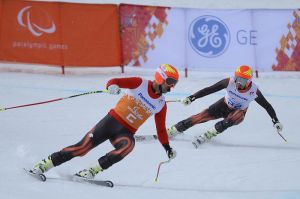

{"left": 0, "top": 65, "right": 300, "bottom": 199}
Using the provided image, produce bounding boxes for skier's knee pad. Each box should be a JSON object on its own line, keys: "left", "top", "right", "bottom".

{"left": 215, "top": 120, "right": 234, "bottom": 133}
{"left": 175, "top": 118, "right": 193, "bottom": 132}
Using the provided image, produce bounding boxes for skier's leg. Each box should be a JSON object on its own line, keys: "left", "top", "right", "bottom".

{"left": 202, "top": 109, "right": 246, "bottom": 139}
{"left": 192, "top": 99, "right": 239, "bottom": 147}
{"left": 168, "top": 98, "right": 225, "bottom": 136}
{"left": 51, "top": 114, "right": 117, "bottom": 167}
{"left": 169, "top": 109, "right": 213, "bottom": 135}
{"left": 98, "top": 132, "right": 135, "bottom": 170}
{"left": 75, "top": 132, "right": 135, "bottom": 179}
{"left": 30, "top": 130, "right": 96, "bottom": 175}
{"left": 75, "top": 116, "right": 135, "bottom": 179}
{"left": 51, "top": 130, "right": 95, "bottom": 166}
{"left": 214, "top": 109, "right": 246, "bottom": 133}
{"left": 31, "top": 114, "right": 113, "bottom": 174}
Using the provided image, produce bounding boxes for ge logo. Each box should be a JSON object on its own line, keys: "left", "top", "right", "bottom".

{"left": 17, "top": 6, "right": 56, "bottom": 37}
{"left": 188, "top": 15, "right": 230, "bottom": 58}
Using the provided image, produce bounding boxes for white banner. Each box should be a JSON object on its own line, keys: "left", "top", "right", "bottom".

{"left": 185, "top": 9, "right": 255, "bottom": 71}
{"left": 122, "top": 5, "right": 297, "bottom": 72}
{"left": 139, "top": 8, "right": 186, "bottom": 69}
{"left": 253, "top": 10, "right": 295, "bottom": 72}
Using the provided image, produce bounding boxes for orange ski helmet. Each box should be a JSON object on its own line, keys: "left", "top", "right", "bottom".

{"left": 155, "top": 64, "right": 179, "bottom": 87}
{"left": 234, "top": 65, "right": 253, "bottom": 88}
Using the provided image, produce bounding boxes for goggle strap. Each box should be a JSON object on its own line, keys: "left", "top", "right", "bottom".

{"left": 156, "top": 68, "right": 168, "bottom": 80}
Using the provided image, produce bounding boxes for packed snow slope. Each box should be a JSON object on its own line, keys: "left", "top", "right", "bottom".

{"left": 0, "top": 66, "right": 299, "bottom": 199}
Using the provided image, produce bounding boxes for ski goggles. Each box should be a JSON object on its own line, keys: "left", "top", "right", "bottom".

{"left": 234, "top": 76, "right": 251, "bottom": 88}
{"left": 156, "top": 67, "right": 178, "bottom": 87}
{"left": 165, "top": 77, "right": 178, "bottom": 87}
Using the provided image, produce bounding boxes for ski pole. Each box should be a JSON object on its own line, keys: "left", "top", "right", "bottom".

{"left": 0, "top": 90, "right": 109, "bottom": 112}
{"left": 166, "top": 99, "right": 181, "bottom": 103}
{"left": 154, "top": 159, "right": 171, "bottom": 182}
{"left": 276, "top": 129, "right": 287, "bottom": 143}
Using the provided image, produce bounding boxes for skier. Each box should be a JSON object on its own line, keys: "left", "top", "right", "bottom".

{"left": 30, "top": 64, "right": 179, "bottom": 179}
{"left": 167, "top": 65, "right": 283, "bottom": 147}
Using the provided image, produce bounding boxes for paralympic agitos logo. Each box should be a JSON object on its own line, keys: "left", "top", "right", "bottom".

{"left": 17, "top": 6, "right": 56, "bottom": 37}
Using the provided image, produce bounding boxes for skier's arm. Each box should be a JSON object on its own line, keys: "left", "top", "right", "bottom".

{"left": 154, "top": 104, "right": 176, "bottom": 159}
{"left": 154, "top": 104, "right": 169, "bottom": 145}
{"left": 182, "top": 78, "right": 229, "bottom": 105}
{"left": 255, "top": 89, "right": 279, "bottom": 122}
{"left": 106, "top": 77, "right": 142, "bottom": 90}
{"left": 193, "top": 78, "right": 230, "bottom": 99}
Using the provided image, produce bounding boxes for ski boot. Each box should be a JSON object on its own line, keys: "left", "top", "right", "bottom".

{"left": 167, "top": 126, "right": 181, "bottom": 138}
{"left": 75, "top": 165, "right": 103, "bottom": 180}
{"left": 192, "top": 127, "right": 218, "bottom": 148}
{"left": 30, "top": 156, "right": 54, "bottom": 174}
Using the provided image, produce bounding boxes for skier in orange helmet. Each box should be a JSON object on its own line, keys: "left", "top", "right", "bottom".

{"left": 167, "top": 65, "right": 283, "bottom": 148}
{"left": 30, "top": 64, "right": 179, "bottom": 180}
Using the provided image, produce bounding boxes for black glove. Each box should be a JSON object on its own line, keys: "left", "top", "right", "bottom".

{"left": 163, "top": 144, "right": 177, "bottom": 159}
{"left": 272, "top": 118, "right": 279, "bottom": 125}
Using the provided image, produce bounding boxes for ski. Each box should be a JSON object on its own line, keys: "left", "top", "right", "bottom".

{"left": 24, "top": 168, "right": 113, "bottom": 187}
{"left": 134, "top": 134, "right": 158, "bottom": 142}
{"left": 191, "top": 134, "right": 213, "bottom": 148}
{"left": 191, "top": 137, "right": 204, "bottom": 149}
{"left": 45, "top": 175, "right": 114, "bottom": 188}
{"left": 134, "top": 134, "right": 191, "bottom": 143}
{"left": 72, "top": 175, "right": 114, "bottom": 187}
{"left": 23, "top": 168, "right": 47, "bottom": 182}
